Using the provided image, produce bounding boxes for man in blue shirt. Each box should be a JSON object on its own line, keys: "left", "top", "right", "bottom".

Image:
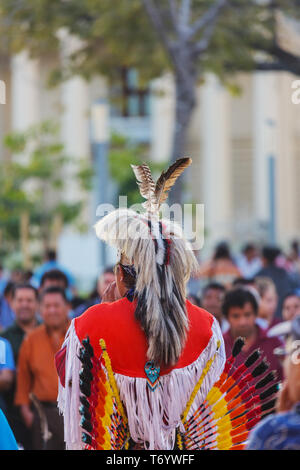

{"left": 247, "top": 316, "right": 300, "bottom": 450}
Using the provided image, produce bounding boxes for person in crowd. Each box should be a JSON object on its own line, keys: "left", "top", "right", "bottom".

{"left": 0, "top": 283, "right": 40, "bottom": 449}
{"left": 222, "top": 288, "right": 283, "bottom": 382}
{"left": 236, "top": 243, "right": 262, "bottom": 280}
{"left": 232, "top": 277, "right": 257, "bottom": 289}
{"left": 255, "top": 246, "right": 299, "bottom": 319}
{"left": 0, "top": 282, "right": 15, "bottom": 331}
{"left": 39, "top": 269, "right": 75, "bottom": 320}
{"left": 255, "top": 277, "right": 281, "bottom": 331}
{"left": 281, "top": 290, "right": 300, "bottom": 322}
{"left": 0, "top": 284, "right": 40, "bottom": 363}
{"left": 0, "top": 337, "right": 15, "bottom": 413}
{"left": 186, "top": 293, "right": 201, "bottom": 306}
{"left": 9, "top": 270, "right": 24, "bottom": 285}
{"left": 72, "top": 266, "right": 115, "bottom": 318}
{"left": 279, "top": 240, "right": 300, "bottom": 282}
{"left": 247, "top": 315, "right": 300, "bottom": 449}
{"left": 31, "top": 249, "right": 77, "bottom": 296}
{"left": 39, "top": 269, "right": 68, "bottom": 292}
{"left": 15, "top": 286, "right": 70, "bottom": 450}
{"left": 200, "top": 282, "right": 228, "bottom": 332}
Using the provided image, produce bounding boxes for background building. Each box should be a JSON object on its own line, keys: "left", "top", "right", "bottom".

{"left": 1, "top": 31, "right": 300, "bottom": 290}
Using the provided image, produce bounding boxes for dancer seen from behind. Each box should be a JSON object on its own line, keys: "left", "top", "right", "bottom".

{"left": 56, "top": 158, "right": 279, "bottom": 450}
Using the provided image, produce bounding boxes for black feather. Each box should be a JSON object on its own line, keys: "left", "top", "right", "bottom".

{"left": 80, "top": 417, "right": 93, "bottom": 433}
{"left": 252, "top": 360, "right": 269, "bottom": 378}
{"left": 245, "top": 350, "right": 261, "bottom": 368}
{"left": 259, "top": 383, "right": 279, "bottom": 401}
{"left": 79, "top": 395, "right": 90, "bottom": 408}
{"left": 79, "top": 367, "right": 93, "bottom": 383}
{"left": 232, "top": 337, "right": 245, "bottom": 357}
{"left": 78, "top": 349, "right": 93, "bottom": 369}
{"left": 79, "top": 379, "right": 91, "bottom": 397}
{"left": 82, "top": 337, "right": 94, "bottom": 357}
{"left": 82, "top": 432, "right": 92, "bottom": 445}
{"left": 255, "top": 371, "right": 277, "bottom": 389}
{"left": 261, "top": 398, "right": 276, "bottom": 412}
{"left": 79, "top": 405, "right": 91, "bottom": 421}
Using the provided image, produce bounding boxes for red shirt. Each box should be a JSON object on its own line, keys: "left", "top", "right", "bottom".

{"left": 74, "top": 297, "right": 216, "bottom": 378}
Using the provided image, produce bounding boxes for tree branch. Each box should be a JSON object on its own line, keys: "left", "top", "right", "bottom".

{"left": 167, "top": 0, "right": 179, "bottom": 32}
{"left": 255, "top": 62, "right": 293, "bottom": 71}
{"left": 142, "top": 0, "right": 195, "bottom": 87}
{"left": 178, "top": 0, "right": 191, "bottom": 33}
{"left": 141, "top": 0, "right": 174, "bottom": 54}
{"left": 246, "top": 36, "right": 300, "bottom": 75}
{"left": 187, "top": 0, "right": 228, "bottom": 40}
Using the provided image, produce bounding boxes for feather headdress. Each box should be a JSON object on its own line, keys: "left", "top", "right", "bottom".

{"left": 95, "top": 157, "right": 198, "bottom": 367}
{"left": 131, "top": 157, "right": 192, "bottom": 215}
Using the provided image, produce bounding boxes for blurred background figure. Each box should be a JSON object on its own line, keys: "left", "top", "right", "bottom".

{"left": 0, "top": 284, "right": 39, "bottom": 450}
{"left": 31, "top": 249, "right": 77, "bottom": 297}
{"left": 72, "top": 266, "right": 115, "bottom": 318}
{"left": 247, "top": 316, "right": 300, "bottom": 450}
{"left": 0, "top": 282, "right": 16, "bottom": 332}
{"left": 255, "top": 246, "right": 300, "bottom": 319}
{"left": 280, "top": 240, "right": 300, "bottom": 283}
{"left": 97, "top": 266, "right": 116, "bottom": 301}
{"left": 15, "top": 286, "right": 70, "bottom": 450}
{"left": 200, "top": 282, "right": 228, "bottom": 332}
{"left": 196, "top": 242, "right": 241, "bottom": 289}
{"left": 236, "top": 243, "right": 262, "bottom": 280}
{"left": 186, "top": 293, "right": 201, "bottom": 307}
{"left": 10, "top": 270, "right": 24, "bottom": 285}
{"left": 39, "top": 269, "right": 69, "bottom": 292}
{"left": 281, "top": 291, "right": 300, "bottom": 322}
{"left": 222, "top": 288, "right": 283, "bottom": 383}
{"left": 255, "top": 277, "right": 281, "bottom": 331}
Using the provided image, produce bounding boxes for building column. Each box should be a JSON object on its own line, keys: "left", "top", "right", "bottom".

{"left": 58, "top": 31, "right": 90, "bottom": 205}
{"left": 252, "top": 71, "right": 280, "bottom": 244}
{"left": 150, "top": 74, "right": 175, "bottom": 164}
{"left": 57, "top": 31, "right": 104, "bottom": 290}
{"left": 200, "top": 74, "right": 232, "bottom": 253}
{"left": 275, "top": 72, "right": 298, "bottom": 246}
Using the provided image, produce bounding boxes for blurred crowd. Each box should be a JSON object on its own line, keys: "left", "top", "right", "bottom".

{"left": 0, "top": 240, "right": 300, "bottom": 450}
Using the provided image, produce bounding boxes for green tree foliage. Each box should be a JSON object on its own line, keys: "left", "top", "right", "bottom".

{"left": 0, "top": 121, "right": 93, "bottom": 261}
{"left": 1, "top": 0, "right": 300, "bottom": 203}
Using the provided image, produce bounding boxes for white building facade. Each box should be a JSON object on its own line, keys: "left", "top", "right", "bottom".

{"left": 1, "top": 47, "right": 300, "bottom": 289}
